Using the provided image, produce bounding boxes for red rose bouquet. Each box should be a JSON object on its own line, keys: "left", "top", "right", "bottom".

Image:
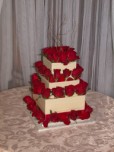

{"left": 43, "top": 46, "right": 79, "bottom": 64}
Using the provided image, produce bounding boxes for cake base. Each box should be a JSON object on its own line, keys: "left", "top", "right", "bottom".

{"left": 23, "top": 102, "right": 95, "bottom": 132}
{"left": 34, "top": 117, "right": 95, "bottom": 132}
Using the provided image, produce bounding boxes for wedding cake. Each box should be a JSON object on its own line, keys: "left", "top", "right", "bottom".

{"left": 23, "top": 46, "right": 93, "bottom": 127}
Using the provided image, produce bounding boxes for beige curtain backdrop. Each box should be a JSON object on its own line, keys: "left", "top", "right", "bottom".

{"left": 0, "top": 0, "right": 114, "bottom": 97}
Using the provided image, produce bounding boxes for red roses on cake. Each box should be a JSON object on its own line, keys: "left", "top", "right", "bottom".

{"left": 34, "top": 60, "right": 84, "bottom": 84}
{"left": 31, "top": 75, "right": 88, "bottom": 98}
{"left": 43, "top": 46, "right": 79, "bottom": 64}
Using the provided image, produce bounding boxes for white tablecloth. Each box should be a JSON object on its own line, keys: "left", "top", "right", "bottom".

{"left": 0, "top": 86, "right": 114, "bottom": 152}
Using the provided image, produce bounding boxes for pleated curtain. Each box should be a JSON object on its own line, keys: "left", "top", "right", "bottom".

{"left": 0, "top": 0, "right": 114, "bottom": 97}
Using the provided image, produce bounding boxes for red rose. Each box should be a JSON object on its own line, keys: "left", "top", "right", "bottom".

{"left": 33, "top": 83, "right": 45, "bottom": 94}
{"left": 52, "top": 87, "right": 64, "bottom": 98}
{"left": 58, "top": 113, "right": 70, "bottom": 125}
{"left": 23, "top": 96, "right": 34, "bottom": 105}
{"left": 32, "top": 80, "right": 42, "bottom": 93}
{"left": 59, "top": 52, "right": 68, "bottom": 64}
{"left": 34, "top": 108, "right": 45, "bottom": 122}
{"left": 32, "top": 79, "right": 41, "bottom": 88}
{"left": 27, "top": 102, "right": 36, "bottom": 111}
{"left": 45, "top": 69, "right": 51, "bottom": 79}
{"left": 49, "top": 74, "right": 55, "bottom": 82}
{"left": 43, "top": 47, "right": 52, "bottom": 56}
{"left": 66, "top": 77, "right": 73, "bottom": 81}
{"left": 72, "top": 64, "right": 83, "bottom": 79}
{"left": 63, "top": 69, "right": 71, "bottom": 78}
{"left": 47, "top": 54, "right": 53, "bottom": 62}
{"left": 54, "top": 69, "right": 61, "bottom": 79}
{"left": 38, "top": 65, "right": 47, "bottom": 75}
{"left": 31, "top": 73, "right": 39, "bottom": 81}
{"left": 77, "top": 109, "right": 90, "bottom": 120}
{"left": 58, "top": 74, "right": 65, "bottom": 82}
{"left": 65, "top": 85, "right": 74, "bottom": 96}
{"left": 85, "top": 103, "right": 93, "bottom": 113}
{"left": 50, "top": 112, "right": 59, "bottom": 122}
{"left": 34, "top": 61, "right": 43, "bottom": 68}
{"left": 23, "top": 96, "right": 36, "bottom": 112}
{"left": 43, "top": 47, "right": 58, "bottom": 57}
{"left": 67, "top": 50, "right": 77, "bottom": 61}
{"left": 74, "top": 79, "right": 88, "bottom": 95}
{"left": 69, "top": 110, "right": 77, "bottom": 120}
{"left": 32, "top": 106, "right": 39, "bottom": 117}
{"left": 41, "top": 88, "right": 51, "bottom": 98}
{"left": 43, "top": 119, "right": 50, "bottom": 128}
{"left": 52, "top": 52, "right": 59, "bottom": 62}
{"left": 31, "top": 73, "right": 39, "bottom": 85}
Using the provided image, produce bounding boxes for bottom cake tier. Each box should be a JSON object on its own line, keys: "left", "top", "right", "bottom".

{"left": 32, "top": 94, "right": 85, "bottom": 114}
{"left": 23, "top": 95, "right": 93, "bottom": 127}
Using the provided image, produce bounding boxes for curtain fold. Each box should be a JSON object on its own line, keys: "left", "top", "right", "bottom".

{"left": 0, "top": 0, "right": 13, "bottom": 90}
{"left": 0, "top": 0, "right": 114, "bottom": 97}
{"left": 0, "top": 0, "right": 3, "bottom": 14}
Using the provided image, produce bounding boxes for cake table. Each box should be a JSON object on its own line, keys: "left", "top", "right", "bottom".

{"left": 0, "top": 86, "right": 114, "bottom": 152}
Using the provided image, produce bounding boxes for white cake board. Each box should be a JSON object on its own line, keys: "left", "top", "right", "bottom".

{"left": 23, "top": 103, "right": 95, "bottom": 132}
{"left": 35, "top": 118, "right": 95, "bottom": 132}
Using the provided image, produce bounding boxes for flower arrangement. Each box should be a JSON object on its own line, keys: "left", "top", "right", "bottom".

{"left": 43, "top": 46, "right": 79, "bottom": 65}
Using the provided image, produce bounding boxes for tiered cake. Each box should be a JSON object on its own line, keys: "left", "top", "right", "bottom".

{"left": 23, "top": 46, "right": 93, "bottom": 127}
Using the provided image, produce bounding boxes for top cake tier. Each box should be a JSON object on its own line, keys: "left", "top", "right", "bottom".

{"left": 42, "top": 46, "right": 79, "bottom": 73}
{"left": 43, "top": 56, "right": 77, "bottom": 74}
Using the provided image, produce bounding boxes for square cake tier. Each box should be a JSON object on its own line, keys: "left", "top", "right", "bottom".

{"left": 43, "top": 56, "right": 77, "bottom": 74}
{"left": 40, "top": 74, "right": 80, "bottom": 89}
{"left": 33, "top": 94, "right": 85, "bottom": 114}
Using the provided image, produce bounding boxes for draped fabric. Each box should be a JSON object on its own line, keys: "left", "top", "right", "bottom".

{"left": 0, "top": 0, "right": 3, "bottom": 14}
{"left": 0, "top": 0, "right": 114, "bottom": 97}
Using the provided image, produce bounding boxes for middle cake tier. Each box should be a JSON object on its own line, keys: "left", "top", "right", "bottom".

{"left": 39, "top": 74, "right": 80, "bottom": 89}
{"left": 35, "top": 60, "right": 83, "bottom": 89}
